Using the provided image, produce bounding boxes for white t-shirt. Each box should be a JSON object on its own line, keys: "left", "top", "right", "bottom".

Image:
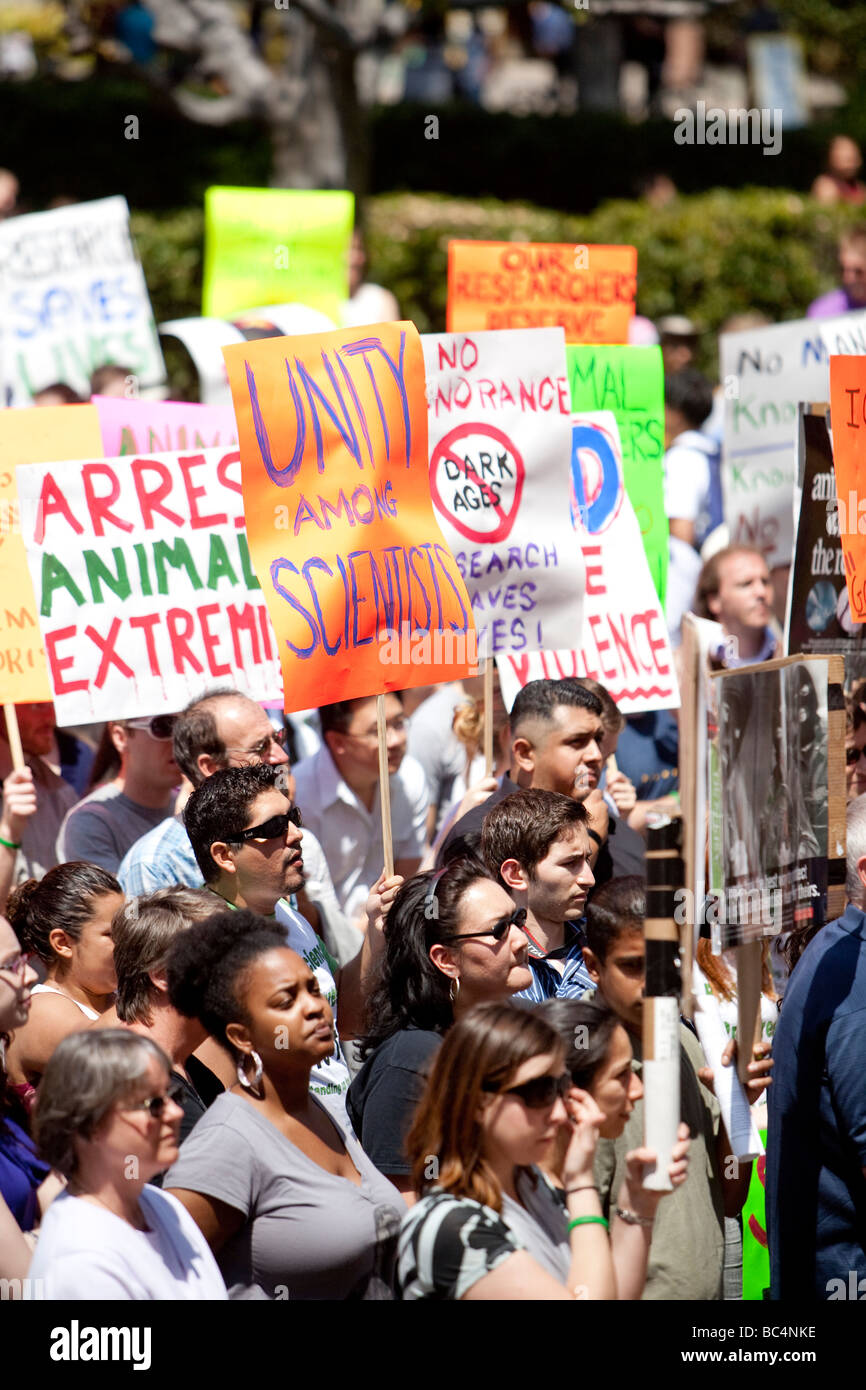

{"left": 29, "top": 1186, "right": 228, "bottom": 1300}
{"left": 274, "top": 898, "right": 352, "bottom": 1123}
{"left": 292, "top": 746, "right": 429, "bottom": 922}
{"left": 663, "top": 430, "right": 713, "bottom": 524}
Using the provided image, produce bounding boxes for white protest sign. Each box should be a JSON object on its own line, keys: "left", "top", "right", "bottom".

{"left": 0, "top": 196, "right": 166, "bottom": 405}
{"left": 721, "top": 309, "right": 866, "bottom": 566}
{"left": 422, "top": 327, "right": 584, "bottom": 660}
{"left": 15, "top": 447, "right": 282, "bottom": 725}
{"left": 497, "top": 411, "right": 679, "bottom": 713}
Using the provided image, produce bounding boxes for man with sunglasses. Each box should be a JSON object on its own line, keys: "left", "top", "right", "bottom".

{"left": 182, "top": 764, "right": 353, "bottom": 1119}
{"left": 118, "top": 688, "right": 357, "bottom": 968}
{"left": 58, "top": 715, "right": 181, "bottom": 874}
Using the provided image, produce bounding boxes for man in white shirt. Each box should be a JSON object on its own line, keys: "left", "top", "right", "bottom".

{"left": 663, "top": 368, "right": 720, "bottom": 645}
{"left": 293, "top": 692, "right": 429, "bottom": 925}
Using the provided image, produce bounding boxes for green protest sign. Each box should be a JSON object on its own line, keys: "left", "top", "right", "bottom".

{"left": 742, "top": 1133, "right": 769, "bottom": 1301}
{"left": 202, "top": 187, "right": 354, "bottom": 321}
{"left": 566, "top": 344, "right": 667, "bottom": 604}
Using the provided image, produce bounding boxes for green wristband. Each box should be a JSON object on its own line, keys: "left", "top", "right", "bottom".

{"left": 568, "top": 1215, "right": 609, "bottom": 1233}
{"left": 0, "top": 835, "right": 21, "bottom": 850}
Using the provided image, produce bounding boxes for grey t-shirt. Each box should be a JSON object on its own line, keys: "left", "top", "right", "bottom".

{"left": 58, "top": 783, "right": 173, "bottom": 874}
{"left": 164, "top": 1093, "right": 404, "bottom": 1300}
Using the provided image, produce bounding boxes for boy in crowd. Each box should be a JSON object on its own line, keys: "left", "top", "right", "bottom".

{"left": 481, "top": 788, "right": 595, "bottom": 1001}
{"left": 581, "top": 876, "right": 765, "bottom": 1300}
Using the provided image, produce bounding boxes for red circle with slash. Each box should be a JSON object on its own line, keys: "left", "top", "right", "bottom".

{"left": 429, "top": 423, "right": 525, "bottom": 544}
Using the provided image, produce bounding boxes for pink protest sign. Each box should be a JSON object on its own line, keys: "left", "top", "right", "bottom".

{"left": 92, "top": 396, "right": 237, "bottom": 458}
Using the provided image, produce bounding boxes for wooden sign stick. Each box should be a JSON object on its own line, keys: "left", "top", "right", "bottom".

{"left": 735, "top": 940, "right": 763, "bottom": 1085}
{"left": 376, "top": 693, "right": 395, "bottom": 878}
{"left": 3, "top": 705, "right": 24, "bottom": 771}
{"left": 483, "top": 657, "right": 495, "bottom": 779}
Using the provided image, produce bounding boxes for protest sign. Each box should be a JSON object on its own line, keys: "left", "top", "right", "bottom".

{"left": 566, "top": 343, "right": 667, "bottom": 604}
{"left": 784, "top": 402, "right": 866, "bottom": 681}
{"left": 447, "top": 241, "right": 636, "bottom": 344}
{"left": 159, "top": 305, "right": 336, "bottom": 407}
{"left": 496, "top": 410, "right": 678, "bottom": 713}
{"left": 721, "top": 311, "right": 866, "bottom": 567}
{"left": 0, "top": 197, "right": 166, "bottom": 405}
{"left": 0, "top": 404, "right": 104, "bottom": 704}
{"left": 223, "top": 322, "right": 476, "bottom": 712}
{"left": 15, "top": 446, "right": 282, "bottom": 725}
{"left": 707, "top": 653, "right": 845, "bottom": 951}
{"left": 92, "top": 394, "right": 237, "bottom": 458}
{"left": 93, "top": 395, "right": 238, "bottom": 458}
{"left": 202, "top": 188, "right": 353, "bottom": 321}
{"left": 422, "top": 327, "right": 584, "bottom": 661}
{"left": 829, "top": 354, "right": 866, "bottom": 634}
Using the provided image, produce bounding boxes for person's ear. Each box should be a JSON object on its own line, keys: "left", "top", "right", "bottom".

{"left": 209, "top": 840, "right": 237, "bottom": 875}
{"left": 48, "top": 927, "right": 74, "bottom": 961}
{"left": 225, "top": 1020, "right": 252, "bottom": 1055}
{"left": 324, "top": 729, "right": 346, "bottom": 761}
{"left": 197, "top": 752, "right": 222, "bottom": 780}
{"left": 428, "top": 943, "right": 459, "bottom": 981}
{"left": 109, "top": 722, "right": 128, "bottom": 757}
{"left": 582, "top": 945, "right": 603, "bottom": 986}
{"left": 148, "top": 967, "right": 170, "bottom": 996}
{"left": 857, "top": 854, "right": 866, "bottom": 896}
{"left": 706, "top": 591, "right": 722, "bottom": 618}
{"left": 499, "top": 858, "right": 529, "bottom": 892}
{"left": 511, "top": 734, "right": 535, "bottom": 775}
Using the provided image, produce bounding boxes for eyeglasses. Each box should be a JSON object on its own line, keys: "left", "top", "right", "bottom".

{"left": 846, "top": 745, "right": 866, "bottom": 766}
{"left": 344, "top": 718, "right": 407, "bottom": 742}
{"left": 224, "top": 727, "right": 289, "bottom": 761}
{"left": 126, "top": 715, "right": 177, "bottom": 741}
{"left": 0, "top": 949, "right": 34, "bottom": 980}
{"left": 119, "top": 1079, "right": 186, "bottom": 1119}
{"left": 483, "top": 1072, "right": 572, "bottom": 1110}
{"left": 233, "top": 807, "right": 302, "bottom": 843}
{"left": 440, "top": 906, "right": 527, "bottom": 945}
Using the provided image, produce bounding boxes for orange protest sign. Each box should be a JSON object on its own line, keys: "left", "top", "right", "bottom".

{"left": 447, "top": 241, "right": 637, "bottom": 344}
{"left": 223, "top": 322, "right": 477, "bottom": 712}
{"left": 0, "top": 403, "right": 103, "bottom": 703}
{"left": 830, "top": 356, "right": 866, "bottom": 621}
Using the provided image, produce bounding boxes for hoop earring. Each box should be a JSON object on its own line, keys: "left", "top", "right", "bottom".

{"left": 236, "top": 1049, "right": 265, "bottom": 1098}
{"left": 449, "top": 977, "right": 461, "bottom": 1004}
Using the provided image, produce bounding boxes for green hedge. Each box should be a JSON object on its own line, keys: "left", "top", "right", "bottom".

{"left": 133, "top": 189, "right": 866, "bottom": 389}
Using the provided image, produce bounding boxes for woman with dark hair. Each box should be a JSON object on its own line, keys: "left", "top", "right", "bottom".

{"left": 347, "top": 855, "right": 533, "bottom": 1197}
{"left": 5, "top": 863, "right": 123, "bottom": 1101}
{"left": 398, "top": 1002, "right": 689, "bottom": 1300}
{"left": 0, "top": 910, "right": 48, "bottom": 1277}
{"left": 162, "top": 909, "right": 404, "bottom": 1299}
{"left": 29, "top": 1029, "right": 226, "bottom": 1299}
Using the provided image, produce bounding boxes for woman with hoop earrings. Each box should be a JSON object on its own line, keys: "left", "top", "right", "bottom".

{"left": 161, "top": 908, "right": 403, "bottom": 1299}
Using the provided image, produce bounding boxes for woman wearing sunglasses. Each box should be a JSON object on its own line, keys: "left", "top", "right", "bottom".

{"left": 397, "top": 1002, "right": 689, "bottom": 1300}
{"left": 347, "top": 855, "right": 533, "bottom": 1200}
{"left": 5, "top": 863, "right": 124, "bottom": 1105}
{"left": 58, "top": 715, "right": 181, "bottom": 875}
{"left": 29, "top": 1029, "right": 227, "bottom": 1299}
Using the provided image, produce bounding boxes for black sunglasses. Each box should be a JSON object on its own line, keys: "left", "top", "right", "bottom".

{"left": 483, "top": 1072, "right": 572, "bottom": 1110}
{"left": 847, "top": 745, "right": 866, "bottom": 766}
{"left": 233, "top": 807, "right": 302, "bottom": 843}
{"left": 440, "top": 906, "right": 527, "bottom": 945}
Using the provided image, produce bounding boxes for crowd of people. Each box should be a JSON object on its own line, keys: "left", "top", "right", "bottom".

{"left": 1, "top": 608, "right": 796, "bottom": 1303}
